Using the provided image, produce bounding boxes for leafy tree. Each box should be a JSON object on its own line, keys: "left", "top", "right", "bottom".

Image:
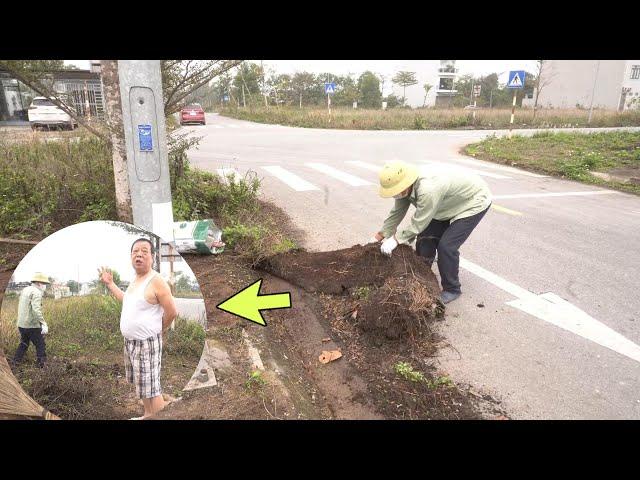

{"left": 291, "top": 72, "right": 317, "bottom": 108}
{"left": 384, "top": 94, "right": 403, "bottom": 109}
{"left": 332, "top": 75, "right": 359, "bottom": 106}
{"left": 392, "top": 71, "right": 418, "bottom": 105}
{"left": 358, "top": 71, "right": 382, "bottom": 108}
{"left": 66, "top": 280, "right": 80, "bottom": 295}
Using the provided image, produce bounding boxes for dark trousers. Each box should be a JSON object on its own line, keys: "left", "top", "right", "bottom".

{"left": 415, "top": 205, "right": 490, "bottom": 294}
{"left": 14, "top": 327, "right": 46, "bottom": 367}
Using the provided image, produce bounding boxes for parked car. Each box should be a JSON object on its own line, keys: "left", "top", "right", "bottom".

{"left": 28, "top": 97, "right": 77, "bottom": 130}
{"left": 180, "top": 104, "right": 206, "bottom": 125}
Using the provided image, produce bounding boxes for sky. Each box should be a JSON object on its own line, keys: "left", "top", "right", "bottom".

{"left": 10, "top": 221, "right": 199, "bottom": 285}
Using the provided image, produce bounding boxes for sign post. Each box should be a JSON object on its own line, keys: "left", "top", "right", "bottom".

{"left": 472, "top": 84, "right": 481, "bottom": 121}
{"left": 324, "top": 82, "right": 335, "bottom": 118}
{"left": 507, "top": 70, "right": 526, "bottom": 138}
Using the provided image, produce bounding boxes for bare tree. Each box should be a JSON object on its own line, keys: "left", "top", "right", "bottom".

{"left": 161, "top": 60, "right": 242, "bottom": 115}
{"left": 533, "top": 60, "right": 556, "bottom": 119}
{"left": 101, "top": 60, "right": 133, "bottom": 223}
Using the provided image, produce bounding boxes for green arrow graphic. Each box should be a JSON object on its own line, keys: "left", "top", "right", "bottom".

{"left": 216, "top": 279, "right": 291, "bottom": 326}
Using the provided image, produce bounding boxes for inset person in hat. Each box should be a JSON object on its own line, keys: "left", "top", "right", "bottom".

{"left": 12, "top": 272, "right": 50, "bottom": 368}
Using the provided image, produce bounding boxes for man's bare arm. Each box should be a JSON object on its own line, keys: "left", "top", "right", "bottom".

{"left": 153, "top": 277, "right": 178, "bottom": 332}
{"left": 98, "top": 267, "right": 124, "bottom": 302}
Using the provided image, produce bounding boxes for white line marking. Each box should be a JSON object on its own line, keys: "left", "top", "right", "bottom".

{"left": 306, "top": 163, "right": 374, "bottom": 186}
{"left": 448, "top": 157, "right": 549, "bottom": 178}
{"left": 493, "top": 191, "right": 618, "bottom": 200}
{"left": 422, "top": 161, "right": 511, "bottom": 179}
{"left": 346, "top": 160, "right": 382, "bottom": 173}
{"left": 262, "top": 166, "right": 320, "bottom": 191}
{"left": 216, "top": 168, "right": 241, "bottom": 184}
{"left": 459, "top": 257, "right": 640, "bottom": 364}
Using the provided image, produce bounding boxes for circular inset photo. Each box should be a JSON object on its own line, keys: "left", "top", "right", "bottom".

{"left": 0, "top": 221, "right": 207, "bottom": 420}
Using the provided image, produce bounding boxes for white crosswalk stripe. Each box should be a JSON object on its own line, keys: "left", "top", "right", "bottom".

{"left": 261, "top": 166, "right": 320, "bottom": 191}
{"left": 345, "top": 161, "right": 382, "bottom": 173}
{"left": 305, "top": 163, "right": 374, "bottom": 186}
{"left": 216, "top": 168, "right": 242, "bottom": 184}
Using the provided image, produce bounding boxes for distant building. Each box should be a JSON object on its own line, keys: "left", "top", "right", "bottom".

{"left": 79, "top": 283, "right": 93, "bottom": 296}
{"left": 434, "top": 60, "right": 458, "bottom": 107}
{"left": 52, "top": 283, "right": 71, "bottom": 300}
{"left": 524, "top": 60, "right": 640, "bottom": 111}
{"left": 389, "top": 61, "right": 459, "bottom": 108}
{"left": 6, "top": 281, "right": 31, "bottom": 294}
{"left": 0, "top": 66, "right": 105, "bottom": 124}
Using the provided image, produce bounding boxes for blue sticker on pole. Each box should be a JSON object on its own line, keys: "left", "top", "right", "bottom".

{"left": 138, "top": 124, "right": 153, "bottom": 151}
{"left": 324, "top": 83, "right": 336, "bottom": 94}
{"left": 507, "top": 71, "right": 526, "bottom": 89}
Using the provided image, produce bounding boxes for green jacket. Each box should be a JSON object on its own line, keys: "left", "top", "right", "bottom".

{"left": 17, "top": 284, "right": 45, "bottom": 328}
{"left": 381, "top": 165, "right": 492, "bottom": 245}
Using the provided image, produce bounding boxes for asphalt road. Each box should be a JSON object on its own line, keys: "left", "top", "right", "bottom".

{"left": 183, "top": 113, "right": 640, "bottom": 419}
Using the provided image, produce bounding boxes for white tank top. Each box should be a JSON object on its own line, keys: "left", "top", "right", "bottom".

{"left": 120, "top": 272, "right": 164, "bottom": 340}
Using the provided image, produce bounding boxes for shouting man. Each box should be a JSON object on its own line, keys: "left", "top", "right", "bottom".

{"left": 13, "top": 272, "right": 50, "bottom": 368}
{"left": 373, "top": 161, "right": 492, "bottom": 304}
{"left": 99, "top": 238, "right": 178, "bottom": 419}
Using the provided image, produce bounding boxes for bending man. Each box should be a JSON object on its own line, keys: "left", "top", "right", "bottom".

{"left": 374, "top": 161, "right": 492, "bottom": 304}
{"left": 13, "top": 272, "right": 50, "bottom": 368}
{"left": 99, "top": 238, "right": 178, "bottom": 419}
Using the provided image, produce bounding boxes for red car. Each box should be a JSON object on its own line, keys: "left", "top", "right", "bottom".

{"left": 180, "top": 104, "right": 206, "bottom": 125}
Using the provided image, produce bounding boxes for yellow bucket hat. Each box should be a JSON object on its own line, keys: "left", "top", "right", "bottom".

{"left": 378, "top": 161, "right": 419, "bottom": 198}
{"left": 31, "top": 272, "right": 51, "bottom": 284}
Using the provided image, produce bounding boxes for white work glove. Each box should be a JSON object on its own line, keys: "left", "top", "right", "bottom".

{"left": 380, "top": 236, "right": 398, "bottom": 256}
{"left": 40, "top": 322, "right": 49, "bottom": 335}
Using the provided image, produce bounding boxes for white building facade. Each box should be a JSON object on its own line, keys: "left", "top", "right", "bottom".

{"left": 529, "top": 60, "right": 640, "bottom": 111}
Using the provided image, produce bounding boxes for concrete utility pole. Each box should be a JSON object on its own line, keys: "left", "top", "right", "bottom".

{"left": 116, "top": 60, "right": 174, "bottom": 242}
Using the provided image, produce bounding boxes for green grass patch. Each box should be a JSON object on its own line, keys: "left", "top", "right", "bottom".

{"left": 465, "top": 130, "right": 640, "bottom": 195}
{"left": 0, "top": 134, "right": 116, "bottom": 237}
{"left": 0, "top": 132, "right": 297, "bottom": 264}
{"left": 220, "top": 106, "right": 640, "bottom": 131}
{"left": 1, "top": 294, "right": 206, "bottom": 419}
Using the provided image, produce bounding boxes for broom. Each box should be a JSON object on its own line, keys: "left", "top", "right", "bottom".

{"left": 0, "top": 352, "right": 60, "bottom": 420}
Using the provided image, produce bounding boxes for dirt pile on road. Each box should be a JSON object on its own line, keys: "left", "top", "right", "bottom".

{"left": 259, "top": 244, "right": 444, "bottom": 341}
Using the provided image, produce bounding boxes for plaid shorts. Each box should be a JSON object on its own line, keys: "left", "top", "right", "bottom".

{"left": 123, "top": 333, "right": 163, "bottom": 399}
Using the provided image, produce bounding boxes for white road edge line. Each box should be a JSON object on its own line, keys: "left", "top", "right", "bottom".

{"left": 493, "top": 191, "right": 618, "bottom": 200}
{"left": 459, "top": 257, "right": 640, "bottom": 364}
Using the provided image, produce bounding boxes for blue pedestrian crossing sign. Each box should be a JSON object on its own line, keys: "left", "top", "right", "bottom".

{"left": 507, "top": 71, "right": 526, "bottom": 89}
{"left": 324, "top": 82, "right": 336, "bottom": 94}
